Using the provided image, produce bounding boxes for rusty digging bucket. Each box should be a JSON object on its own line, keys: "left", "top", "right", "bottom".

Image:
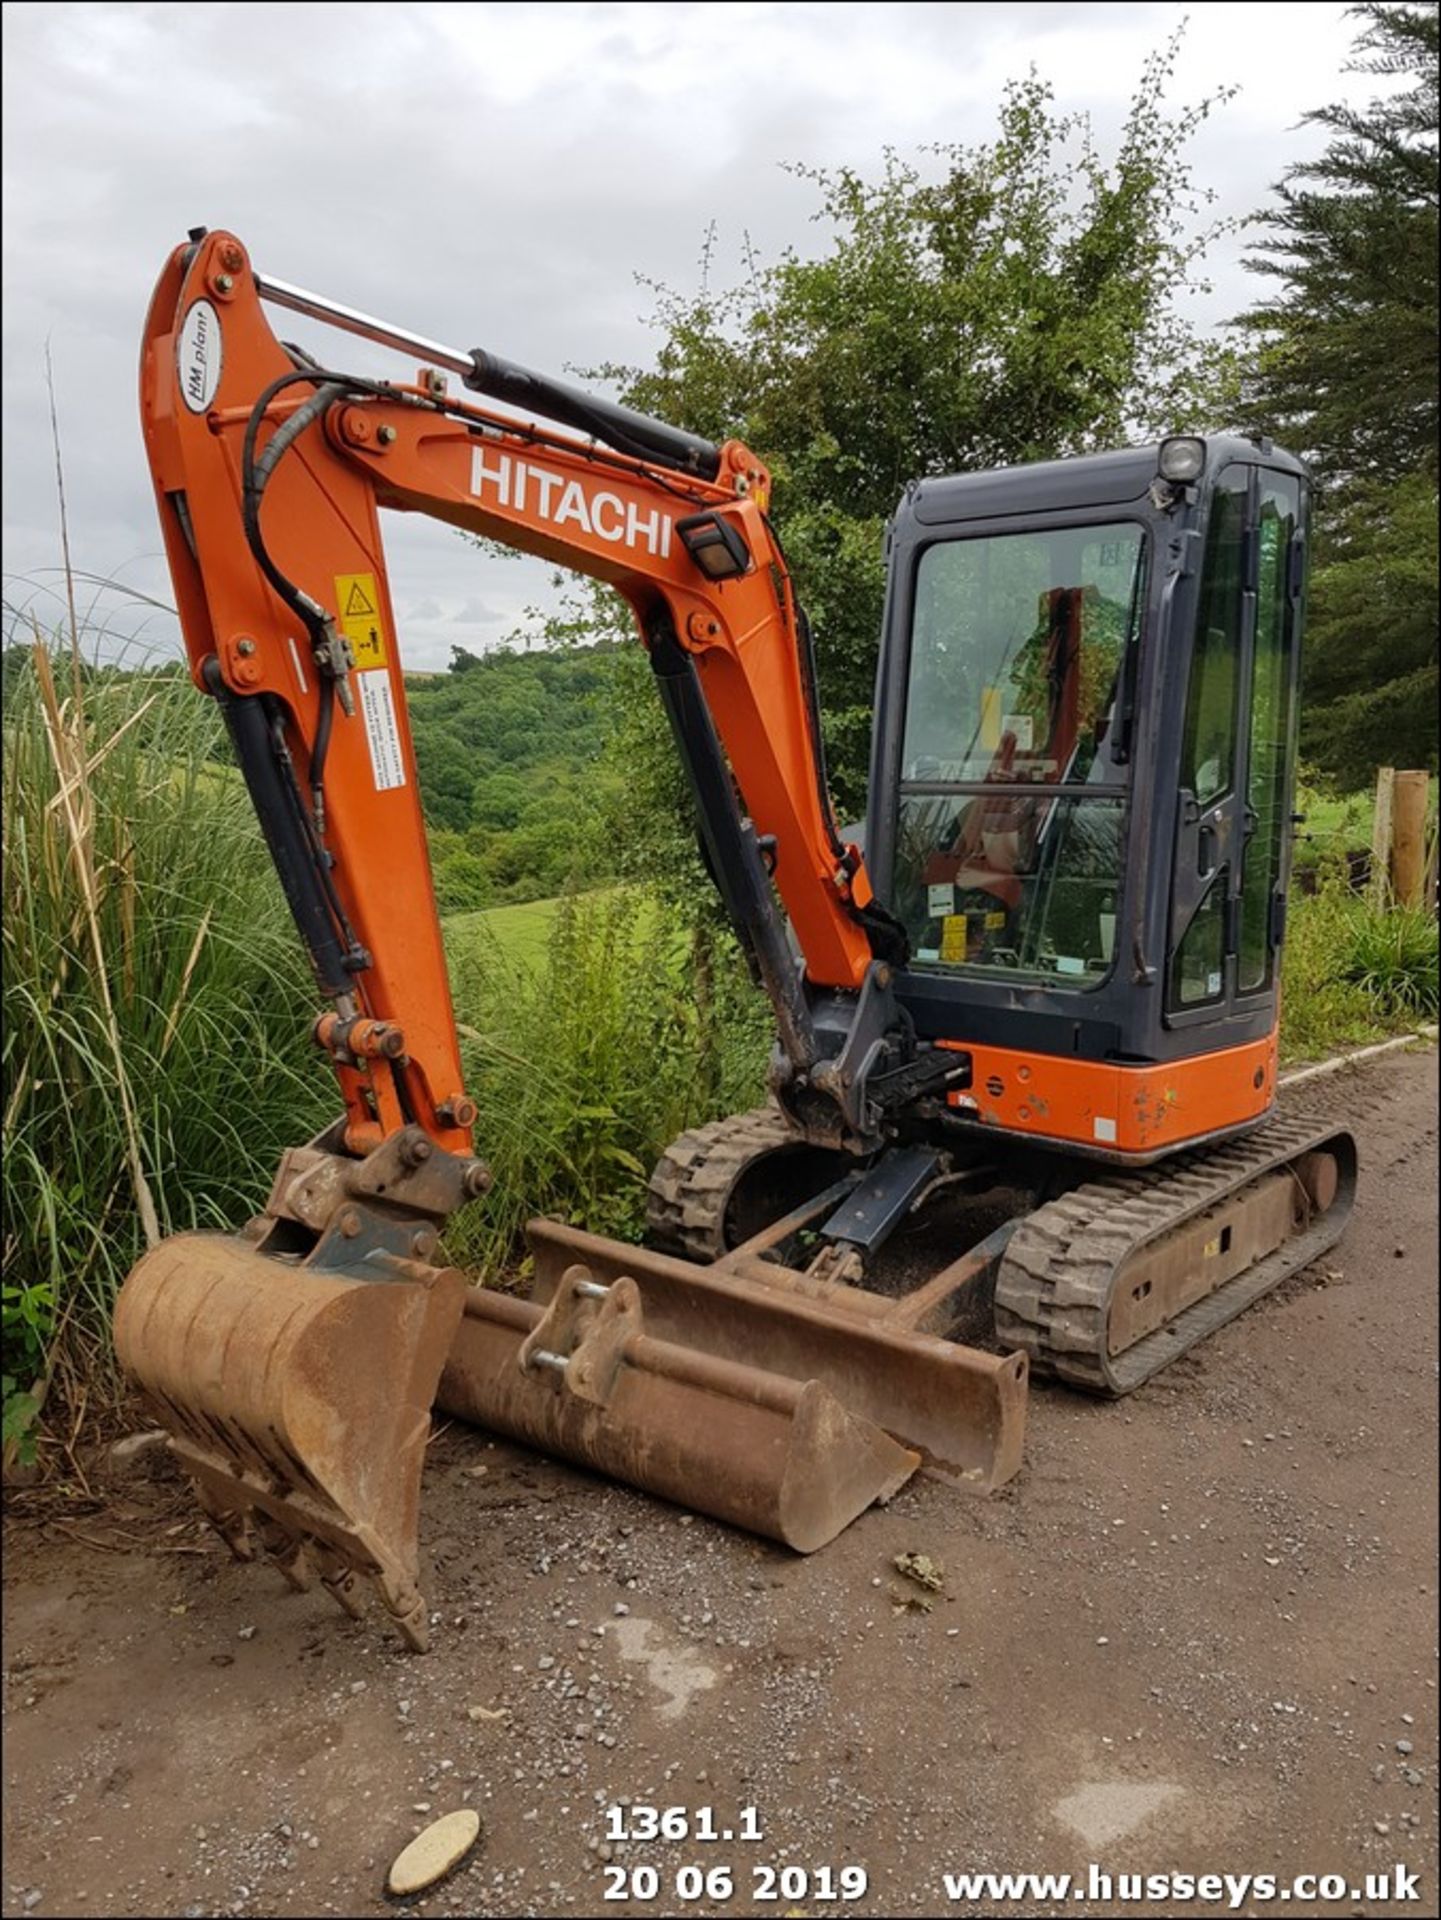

{"left": 115, "top": 1223, "right": 1027, "bottom": 1648}
{"left": 114, "top": 1233, "right": 466, "bottom": 1649}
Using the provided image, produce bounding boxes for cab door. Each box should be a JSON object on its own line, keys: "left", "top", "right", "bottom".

{"left": 1166, "top": 464, "right": 1304, "bottom": 1027}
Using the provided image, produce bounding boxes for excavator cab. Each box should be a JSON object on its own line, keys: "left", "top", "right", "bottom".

{"left": 646, "top": 434, "right": 1352, "bottom": 1395}
{"left": 868, "top": 437, "right": 1308, "bottom": 1162}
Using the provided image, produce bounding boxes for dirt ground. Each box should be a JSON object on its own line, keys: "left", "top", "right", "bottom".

{"left": 3, "top": 1046, "right": 1436, "bottom": 1920}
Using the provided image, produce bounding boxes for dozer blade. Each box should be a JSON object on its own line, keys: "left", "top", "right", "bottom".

{"left": 436, "top": 1218, "right": 1027, "bottom": 1550}
{"left": 113, "top": 1232, "right": 465, "bottom": 1649}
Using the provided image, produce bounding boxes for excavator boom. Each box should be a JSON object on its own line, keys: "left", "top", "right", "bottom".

{"left": 140, "top": 234, "right": 900, "bottom": 1143}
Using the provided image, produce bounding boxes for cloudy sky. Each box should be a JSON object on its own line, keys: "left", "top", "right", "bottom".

{"left": 3, "top": 1, "right": 1377, "bottom": 670}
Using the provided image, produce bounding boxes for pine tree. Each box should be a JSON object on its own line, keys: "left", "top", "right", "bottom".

{"left": 1237, "top": 3, "right": 1438, "bottom": 783}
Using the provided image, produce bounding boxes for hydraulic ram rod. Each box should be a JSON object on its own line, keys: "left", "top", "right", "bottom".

{"left": 255, "top": 271, "right": 722, "bottom": 478}
{"left": 255, "top": 272, "right": 474, "bottom": 378}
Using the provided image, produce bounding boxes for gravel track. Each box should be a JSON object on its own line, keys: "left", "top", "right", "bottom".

{"left": 3, "top": 1046, "right": 1435, "bottom": 1919}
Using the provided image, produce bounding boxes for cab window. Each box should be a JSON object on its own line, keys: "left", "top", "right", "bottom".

{"left": 895, "top": 522, "right": 1143, "bottom": 986}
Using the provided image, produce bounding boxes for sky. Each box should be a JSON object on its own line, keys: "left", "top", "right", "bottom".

{"left": 2, "top": 1, "right": 1380, "bottom": 671}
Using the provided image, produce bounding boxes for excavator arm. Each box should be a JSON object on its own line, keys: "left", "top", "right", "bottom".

{"left": 139, "top": 228, "right": 925, "bottom": 1165}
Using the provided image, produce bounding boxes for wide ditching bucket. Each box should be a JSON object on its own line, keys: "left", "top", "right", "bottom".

{"left": 438, "top": 1217, "right": 1025, "bottom": 1549}
{"left": 116, "top": 1216, "right": 1025, "bottom": 1648}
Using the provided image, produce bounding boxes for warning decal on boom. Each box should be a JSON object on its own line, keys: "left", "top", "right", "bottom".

{"left": 334, "top": 572, "right": 388, "bottom": 668}
{"left": 358, "top": 669, "right": 406, "bottom": 791}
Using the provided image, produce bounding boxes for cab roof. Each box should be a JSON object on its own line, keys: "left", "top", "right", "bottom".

{"left": 904, "top": 433, "right": 1307, "bottom": 528}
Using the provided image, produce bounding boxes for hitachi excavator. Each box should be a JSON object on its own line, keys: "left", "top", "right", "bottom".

{"left": 115, "top": 228, "right": 1356, "bottom": 1648}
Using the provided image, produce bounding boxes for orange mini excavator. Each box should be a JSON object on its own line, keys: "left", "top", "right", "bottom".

{"left": 116, "top": 229, "right": 1355, "bottom": 1647}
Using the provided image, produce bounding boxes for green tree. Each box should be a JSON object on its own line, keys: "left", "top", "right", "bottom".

{"left": 592, "top": 36, "right": 1240, "bottom": 905}
{"left": 1236, "top": 2, "right": 1439, "bottom": 779}
{"left": 1295, "top": 471, "right": 1438, "bottom": 785}
{"left": 428, "top": 827, "right": 492, "bottom": 915}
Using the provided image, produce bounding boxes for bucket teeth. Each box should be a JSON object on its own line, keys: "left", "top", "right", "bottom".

{"left": 190, "top": 1484, "right": 258, "bottom": 1564}
{"left": 313, "top": 1547, "right": 367, "bottom": 1622}
{"left": 114, "top": 1232, "right": 465, "bottom": 1651}
{"left": 253, "top": 1514, "right": 316, "bottom": 1593}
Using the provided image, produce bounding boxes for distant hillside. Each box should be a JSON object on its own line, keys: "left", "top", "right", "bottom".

{"left": 406, "top": 640, "right": 621, "bottom": 911}
{"left": 0, "top": 636, "right": 622, "bottom": 914}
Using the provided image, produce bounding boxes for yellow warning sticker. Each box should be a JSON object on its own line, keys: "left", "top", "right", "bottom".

{"left": 940, "top": 914, "right": 969, "bottom": 964}
{"left": 334, "top": 572, "right": 387, "bottom": 669}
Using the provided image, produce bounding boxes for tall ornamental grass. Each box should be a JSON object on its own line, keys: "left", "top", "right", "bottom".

{"left": 2, "top": 641, "right": 330, "bottom": 1450}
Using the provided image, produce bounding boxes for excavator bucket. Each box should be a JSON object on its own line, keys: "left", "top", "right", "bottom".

{"left": 438, "top": 1272, "right": 917, "bottom": 1555}
{"left": 436, "top": 1218, "right": 1027, "bottom": 1543}
{"left": 113, "top": 1233, "right": 466, "bottom": 1649}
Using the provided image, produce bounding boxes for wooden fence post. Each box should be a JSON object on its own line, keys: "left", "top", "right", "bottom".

{"left": 1369, "top": 767, "right": 1395, "bottom": 907}
{"left": 1391, "top": 770, "right": 1429, "bottom": 909}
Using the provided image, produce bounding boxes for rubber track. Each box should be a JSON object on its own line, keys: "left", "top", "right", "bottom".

{"left": 993, "top": 1111, "right": 1356, "bottom": 1396}
{"left": 646, "top": 1107, "right": 798, "bottom": 1261}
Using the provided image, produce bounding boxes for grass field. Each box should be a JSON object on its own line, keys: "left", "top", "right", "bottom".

{"left": 443, "top": 889, "right": 670, "bottom": 975}
{"left": 1293, "top": 775, "right": 1438, "bottom": 878}
{"left": 444, "top": 895, "right": 564, "bottom": 971}
{"left": 1294, "top": 785, "right": 1374, "bottom": 860}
